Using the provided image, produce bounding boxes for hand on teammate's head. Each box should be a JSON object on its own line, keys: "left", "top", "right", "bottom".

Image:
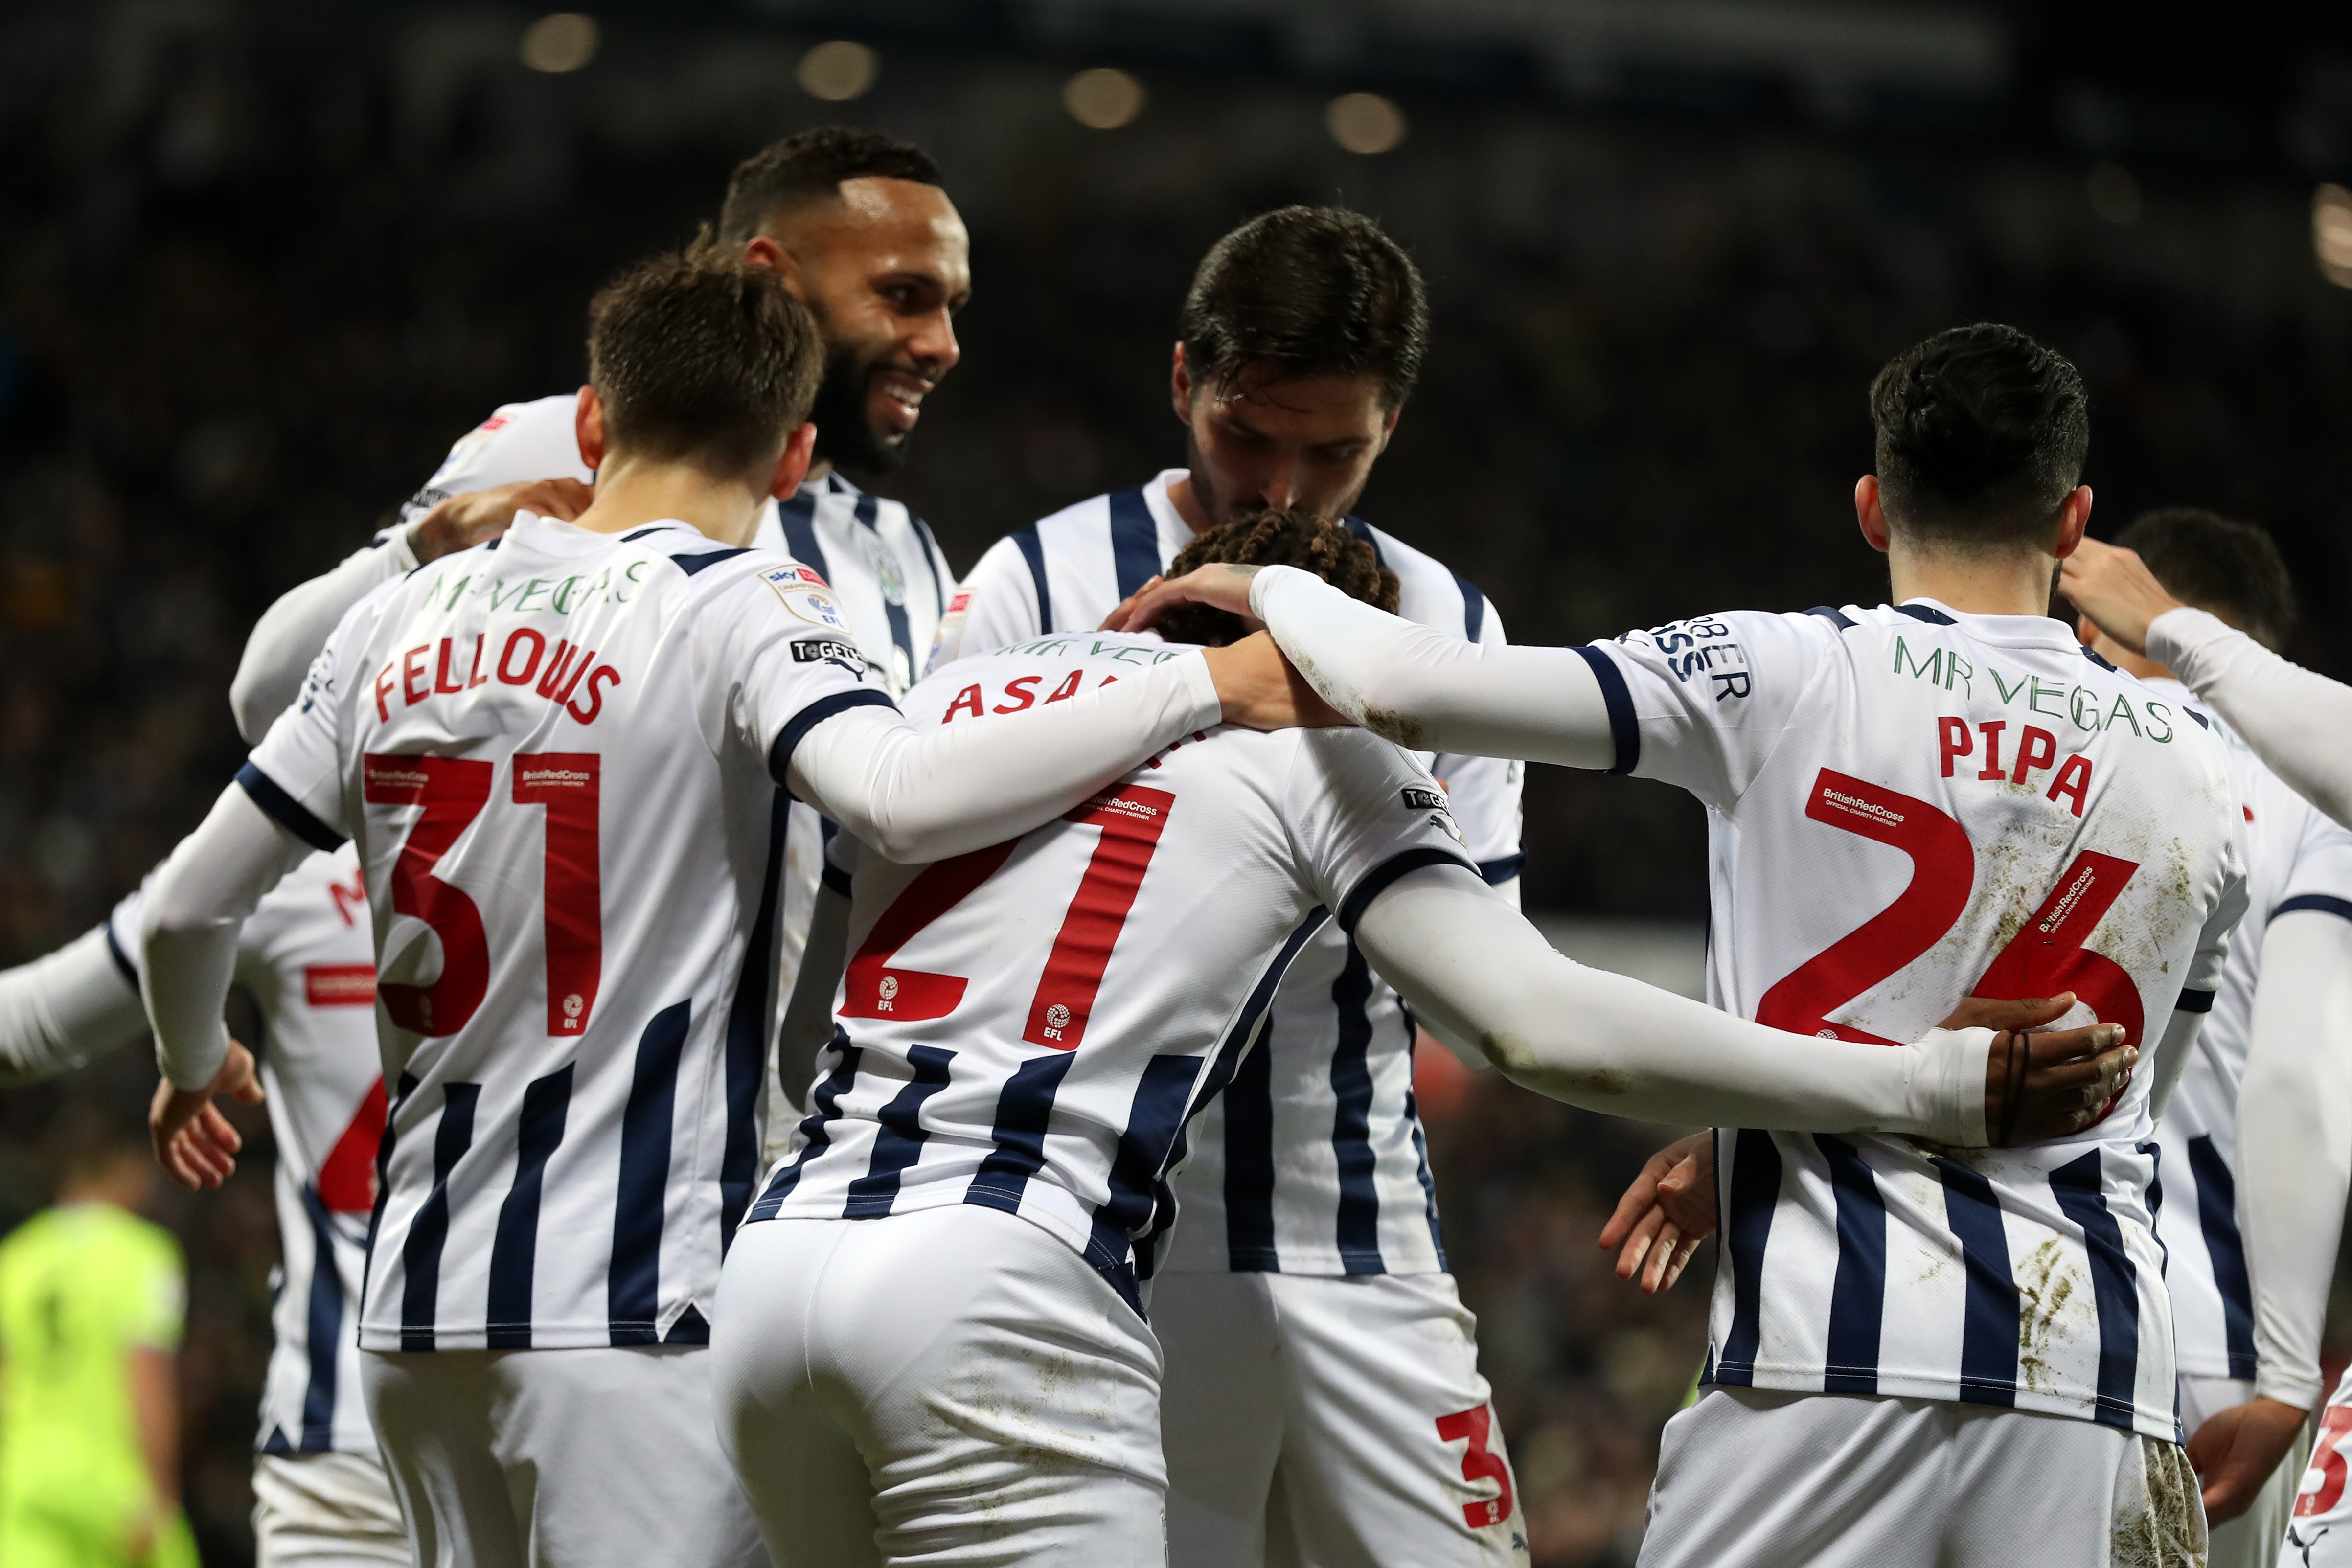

{"left": 1199, "top": 632, "right": 1348, "bottom": 730}
{"left": 412, "top": 477, "right": 595, "bottom": 563}
{"left": 1122, "top": 565, "right": 1262, "bottom": 635}
{"left": 2057, "top": 538, "right": 2184, "bottom": 658}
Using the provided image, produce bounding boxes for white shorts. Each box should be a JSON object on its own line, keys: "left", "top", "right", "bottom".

{"left": 2178, "top": 1375, "right": 2308, "bottom": 1568}
{"left": 253, "top": 1451, "right": 411, "bottom": 1567}
{"left": 2285, "top": 1363, "right": 2352, "bottom": 1563}
{"left": 1153, "top": 1270, "right": 1527, "bottom": 1568}
{"left": 1640, "top": 1387, "right": 2206, "bottom": 1568}
{"left": 713, "top": 1205, "right": 1166, "bottom": 1568}
{"left": 359, "top": 1345, "right": 764, "bottom": 1568}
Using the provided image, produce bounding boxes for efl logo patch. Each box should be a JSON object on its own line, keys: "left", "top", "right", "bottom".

{"left": 305, "top": 964, "right": 378, "bottom": 1007}
{"left": 791, "top": 639, "right": 863, "bottom": 667}
{"left": 1400, "top": 785, "right": 1449, "bottom": 812}
{"left": 761, "top": 566, "right": 849, "bottom": 630}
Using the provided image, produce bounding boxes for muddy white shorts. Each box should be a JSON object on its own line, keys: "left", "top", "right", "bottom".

{"left": 713, "top": 1204, "right": 1167, "bottom": 1568}
{"left": 1639, "top": 1387, "right": 2205, "bottom": 1568}
{"left": 359, "top": 1345, "right": 764, "bottom": 1568}
{"left": 2177, "top": 1375, "right": 2306, "bottom": 1568}
{"left": 1153, "top": 1270, "right": 1527, "bottom": 1568}
{"left": 252, "top": 1451, "right": 411, "bottom": 1567}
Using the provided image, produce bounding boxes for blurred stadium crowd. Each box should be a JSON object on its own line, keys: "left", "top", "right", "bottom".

{"left": 1, "top": 3, "right": 2350, "bottom": 1563}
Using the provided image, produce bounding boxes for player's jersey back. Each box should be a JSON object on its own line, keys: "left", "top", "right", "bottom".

{"left": 108, "top": 847, "right": 385, "bottom": 1454}
{"left": 241, "top": 513, "right": 885, "bottom": 1352}
{"left": 936, "top": 471, "right": 1523, "bottom": 1276}
{"left": 1589, "top": 599, "right": 2246, "bottom": 1438}
{"left": 749, "top": 633, "right": 1474, "bottom": 1306}
{"left": 2152, "top": 693, "right": 2352, "bottom": 1383}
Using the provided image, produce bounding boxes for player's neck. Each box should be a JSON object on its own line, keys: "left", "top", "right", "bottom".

{"left": 571, "top": 454, "right": 768, "bottom": 547}
{"left": 1885, "top": 540, "right": 2058, "bottom": 622}
{"left": 1167, "top": 473, "right": 1211, "bottom": 536}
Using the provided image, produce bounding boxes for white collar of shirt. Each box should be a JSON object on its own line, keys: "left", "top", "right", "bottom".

{"left": 505, "top": 513, "right": 712, "bottom": 557}
{"left": 1895, "top": 595, "right": 2081, "bottom": 652}
{"left": 1144, "top": 468, "right": 1196, "bottom": 547}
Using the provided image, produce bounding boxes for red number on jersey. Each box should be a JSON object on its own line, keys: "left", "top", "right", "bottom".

{"left": 838, "top": 787, "right": 1178, "bottom": 1043}
{"left": 513, "top": 753, "right": 602, "bottom": 1035}
{"left": 1757, "top": 768, "right": 2145, "bottom": 1072}
{"left": 314, "top": 1079, "right": 388, "bottom": 1214}
{"left": 364, "top": 755, "right": 492, "bottom": 1036}
{"left": 1435, "top": 1404, "right": 1515, "bottom": 1529}
{"left": 2301, "top": 1406, "right": 2352, "bottom": 1516}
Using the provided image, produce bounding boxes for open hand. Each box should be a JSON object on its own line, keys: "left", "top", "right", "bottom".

{"left": 1599, "top": 1131, "right": 1714, "bottom": 1293}
{"left": 2187, "top": 1396, "right": 2310, "bottom": 1523}
{"left": 150, "top": 1040, "right": 264, "bottom": 1190}
{"left": 411, "top": 477, "right": 594, "bottom": 563}
{"left": 1199, "top": 632, "right": 1348, "bottom": 730}
{"left": 2058, "top": 538, "right": 2184, "bottom": 659}
{"left": 1114, "top": 564, "right": 1262, "bottom": 635}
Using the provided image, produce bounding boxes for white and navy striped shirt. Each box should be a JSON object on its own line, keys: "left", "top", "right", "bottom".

{"left": 1589, "top": 600, "right": 2246, "bottom": 1438}
{"left": 399, "top": 393, "right": 955, "bottom": 1163}
{"left": 109, "top": 850, "right": 385, "bottom": 1454}
{"left": 934, "top": 471, "right": 1524, "bottom": 1276}
{"left": 2150, "top": 686, "right": 2352, "bottom": 1385}
{"left": 752, "top": 634, "right": 1477, "bottom": 1308}
{"left": 241, "top": 514, "right": 886, "bottom": 1351}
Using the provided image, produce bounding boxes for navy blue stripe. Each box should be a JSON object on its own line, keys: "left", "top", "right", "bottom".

{"left": 609, "top": 1000, "right": 689, "bottom": 1346}
{"left": 844, "top": 1045, "right": 956, "bottom": 1217}
{"left": 820, "top": 861, "right": 853, "bottom": 898}
{"left": 2187, "top": 706, "right": 2211, "bottom": 729}
{"left": 1713, "top": 1129, "right": 1781, "bottom": 1385}
{"left": 2174, "top": 988, "right": 2216, "bottom": 1015}
{"left": 913, "top": 515, "right": 948, "bottom": 619}
{"left": 2083, "top": 645, "right": 2120, "bottom": 673}
{"left": 1329, "top": 940, "right": 1384, "bottom": 1274}
{"left": 1895, "top": 603, "right": 1956, "bottom": 625}
{"left": 237, "top": 762, "right": 346, "bottom": 852}
{"left": 1336, "top": 847, "right": 1477, "bottom": 933}
{"left": 2274, "top": 894, "right": 2352, "bottom": 927}
{"left": 671, "top": 546, "right": 752, "bottom": 578}
{"left": 400, "top": 1082, "right": 478, "bottom": 1352}
{"left": 1817, "top": 1135, "right": 1887, "bottom": 1395}
{"left": 1477, "top": 853, "right": 1526, "bottom": 886}
{"left": 1402, "top": 1085, "right": 1447, "bottom": 1269}
{"left": 102, "top": 920, "right": 137, "bottom": 986}
{"left": 1108, "top": 488, "right": 1161, "bottom": 602}
{"left": 1209, "top": 910, "right": 1331, "bottom": 1273}
{"left": 1571, "top": 647, "right": 1639, "bottom": 775}
{"left": 620, "top": 526, "right": 666, "bottom": 543}
{"left": 1013, "top": 528, "right": 1054, "bottom": 634}
{"left": 296, "top": 1184, "right": 344, "bottom": 1450}
{"left": 719, "top": 791, "right": 792, "bottom": 1254}
{"left": 2186, "top": 1135, "right": 2256, "bottom": 1379}
{"left": 748, "top": 1035, "right": 860, "bottom": 1221}
{"left": 1343, "top": 517, "right": 1388, "bottom": 570}
{"left": 360, "top": 1073, "right": 414, "bottom": 1326}
{"left": 2049, "top": 1149, "right": 2143, "bottom": 1428}
{"left": 1933, "top": 1157, "right": 2020, "bottom": 1407}
{"left": 1088, "top": 1054, "right": 1206, "bottom": 1280}
{"left": 663, "top": 1304, "right": 709, "bottom": 1345}
{"left": 855, "top": 494, "right": 917, "bottom": 683}
{"left": 485, "top": 1064, "right": 572, "bottom": 1350}
{"left": 1451, "top": 571, "right": 1486, "bottom": 645}
{"left": 1804, "top": 604, "right": 1857, "bottom": 630}
{"left": 965, "top": 1053, "right": 1078, "bottom": 1215}
{"left": 777, "top": 491, "right": 831, "bottom": 585}
{"left": 769, "top": 688, "right": 898, "bottom": 791}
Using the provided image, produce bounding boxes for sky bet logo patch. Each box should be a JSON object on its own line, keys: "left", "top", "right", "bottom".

{"left": 791, "top": 639, "right": 863, "bottom": 667}
{"left": 1400, "top": 785, "right": 1449, "bottom": 812}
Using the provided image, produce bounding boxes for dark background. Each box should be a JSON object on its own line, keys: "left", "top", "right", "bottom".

{"left": 2, "top": 1, "right": 2350, "bottom": 1561}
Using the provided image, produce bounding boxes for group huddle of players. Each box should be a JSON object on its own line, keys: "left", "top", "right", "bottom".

{"left": 3, "top": 121, "right": 2351, "bottom": 1568}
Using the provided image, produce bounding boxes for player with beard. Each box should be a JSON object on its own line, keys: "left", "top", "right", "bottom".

{"left": 932, "top": 207, "right": 1530, "bottom": 1568}
{"left": 229, "top": 125, "right": 969, "bottom": 1158}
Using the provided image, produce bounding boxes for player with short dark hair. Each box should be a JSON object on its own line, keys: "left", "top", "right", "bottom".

{"left": 137, "top": 249, "right": 1306, "bottom": 1568}
{"left": 933, "top": 207, "right": 1533, "bottom": 1567}
{"left": 1131, "top": 323, "right": 2248, "bottom": 1567}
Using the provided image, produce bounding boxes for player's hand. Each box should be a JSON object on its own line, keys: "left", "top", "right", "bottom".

{"left": 2187, "top": 1396, "right": 2310, "bottom": 1523}
{"left": 1949, "top": 992, "right": 2137, "bottom": 1145}
{"left": 2058, "top": 538, "right": 2184, "bottom": 659}
{"left": 1200, "top": 632, "right": 1349, "bottom": 730}
{"left": 1099, "top": 576, "right": 1164, "bottom": 632}
{"left": 1118, "top": 564, "right": 1262, "bottom": 634}
{"left": 1598, "top": 1131, "right": 1715, "bottom": 1293}
{"left": 150, "top": 1040, "right": 262, "bottom": 1190}
{"left": 411, "top": 477, "right": 594, "bottom": 563}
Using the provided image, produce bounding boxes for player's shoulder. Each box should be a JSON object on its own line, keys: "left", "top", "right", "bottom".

{"left": 1026, "top": 488, "right": 1117, "bottom": 550}
{"left": 1351, "top": 521, "right": 1490, "bottom": 636}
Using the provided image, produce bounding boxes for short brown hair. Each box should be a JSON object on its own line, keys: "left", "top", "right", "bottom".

{"left": 1155, "top": 509, "right": 1399, "bottom": 647}
{"left": 1180, "top": 207, "right": 1428, "bottom": 409}
{"left": 1869, "top": 323, "right": 2089, "bottom": 546}
{"left": 586, "top": 250, "right": 822, "bottom": 480}
{"left": 716, "top": 126, "right": 943, "bottom": 246}
{"left": 2113, "top": 508, "right": 2297, "bottom": 651}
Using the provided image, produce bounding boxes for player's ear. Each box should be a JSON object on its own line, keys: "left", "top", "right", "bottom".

{"left": 767, "top": 422, "right": 818, "bottom": 501}
{"left": 2051, "top": 485, "right": 2093, "bottom": 559}
{"left": 1170, "top": 342, "right": 1194, "bottom": 425}
{"left": 575, "top": 385, "right": 607, "bottom": 471}
{"left": 1854, "top": 475, "right": 1892, "bottom": 553}
{"left": 746, "top": 234, "right": 808, "bottom": 301}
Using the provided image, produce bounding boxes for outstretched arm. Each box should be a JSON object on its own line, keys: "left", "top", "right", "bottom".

{"left": 0, "top": 926, "right": 147, "bottom": 1087}
{"left": 1352, "top": 863, "right": 2131, "bottom": 1142}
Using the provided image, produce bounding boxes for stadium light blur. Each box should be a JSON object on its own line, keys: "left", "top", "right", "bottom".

{"left": 1326, "top": 92, "right": 1406, "bottom": 155}
{"left": 2087, "top": 163, "right": 2141, "bottom": 225}
{"left": 2317, "top": 185, "right": 2352, "bottom": 289}
{"left": 520, "top": 13, "right": 599, "bottom": 74}
{"left": 799, "top": 41, "right": 878, "bottom": 101}
{"left": 1064, "top": 68, "right": 1147, "bottom": 130}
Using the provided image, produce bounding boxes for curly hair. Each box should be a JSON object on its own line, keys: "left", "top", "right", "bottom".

{"left": 1154, "top": 508, "right": 1399, "bottom": 648}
